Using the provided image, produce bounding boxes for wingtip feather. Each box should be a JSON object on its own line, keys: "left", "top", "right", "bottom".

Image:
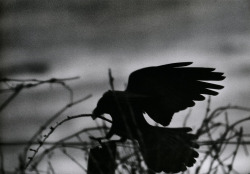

{"left": 168, "top": 62, "right": 193, "bottom": 67}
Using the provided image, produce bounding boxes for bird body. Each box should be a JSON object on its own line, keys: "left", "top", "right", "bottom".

{"left": 92, "top": 62, "right": 225, "bottom": 173}
{"left": 93, "top": 90, "right": 148, "bottom": 139}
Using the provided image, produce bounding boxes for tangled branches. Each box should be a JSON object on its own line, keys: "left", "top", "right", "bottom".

{"left": 193, "top": 98, "right": 250, "bottom": 174}
{"left": 0, "top": 77, "right": 250, "bottom": 174}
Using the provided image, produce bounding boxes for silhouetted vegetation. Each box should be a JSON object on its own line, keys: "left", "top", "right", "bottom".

{"left": 0, "top": 75, "right": 250, "bottom": 174}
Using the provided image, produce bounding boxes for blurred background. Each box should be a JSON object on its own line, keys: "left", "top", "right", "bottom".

{"left": 1, "top": 0, "right": 250, "bottom": 173}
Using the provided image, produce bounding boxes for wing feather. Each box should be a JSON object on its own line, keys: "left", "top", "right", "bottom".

{"left": 125, "top": 62, "right": 225, "bottom": 126}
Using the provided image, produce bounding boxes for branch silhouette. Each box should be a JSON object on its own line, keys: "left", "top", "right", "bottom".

{"left": 1, "top": 66, "right": 250, "bottom": 174}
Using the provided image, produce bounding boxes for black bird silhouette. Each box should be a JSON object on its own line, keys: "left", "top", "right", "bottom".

{"left": 92, "top": 62, "right": 225, "bottom": 173}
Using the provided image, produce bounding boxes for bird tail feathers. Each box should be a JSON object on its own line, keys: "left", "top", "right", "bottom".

{"left": 139, "top": 127, "right": 199, "bottom": 173}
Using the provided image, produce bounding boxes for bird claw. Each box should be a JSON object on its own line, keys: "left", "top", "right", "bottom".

{"left": 89, "top": 136, "right": 106, "bottom": 144}
{"left": 89, "top": 136, "right": 127, "bottom": 144}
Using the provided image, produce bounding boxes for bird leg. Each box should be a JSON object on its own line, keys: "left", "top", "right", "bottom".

{"left": 89, "top": 133, "right": 127, "bottom": 144}
{"left": 88, "top": 128, "right": 114, "bottom": 144}
{"left": 105, "top": 126, "right": 127, "bottom": 142}
{"left": 89, "top": 136, "right": 106, "bottom": 144}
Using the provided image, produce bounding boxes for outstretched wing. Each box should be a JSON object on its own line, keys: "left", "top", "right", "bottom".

{"left": 125, "top": 62, "right": 225, "bottom": 126}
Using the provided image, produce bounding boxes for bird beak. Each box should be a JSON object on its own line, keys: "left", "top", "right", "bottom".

{"left": 92, "top": 108, "right": 101, "bottom": 120}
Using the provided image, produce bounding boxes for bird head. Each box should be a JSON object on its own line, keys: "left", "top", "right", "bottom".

{"left": 92, "top": 107, "right": 102, "bottom": 120}
{"left": 92, "top": 90, "right": 113, "bottom": 120}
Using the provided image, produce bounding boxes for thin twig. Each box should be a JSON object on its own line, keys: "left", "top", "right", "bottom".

{"left": 228, "top": 127, "right": 243, "bottom": 173}
{"left": 0, "top": 85, "right": 23, "bottom": 112}
{"left": 0, "top": 148, "right": 5, "bottom": 174}
{"left": 108, "top": 68, "right": 115, "bottom": 91}
{"left": 61, "top": 148, "right": 87, "bottom": 172}
{"left": 24, "top": 94, "right": 92, "bottom": 158}
{"left": 0, "top": 77, "right": 80, "bottom": 92}
{"left": 183, "top": 109, "right": 192, "bottom": 127}
{"left": 25, "top": 113, "right": 95, "bottom": 168}
{"left": 27, "top": 126, "right": 108, "bottom": 169}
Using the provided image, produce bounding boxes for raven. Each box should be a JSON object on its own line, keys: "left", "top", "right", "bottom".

{"left": 92, "top": 62, "right": 225, "bottom": 173}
